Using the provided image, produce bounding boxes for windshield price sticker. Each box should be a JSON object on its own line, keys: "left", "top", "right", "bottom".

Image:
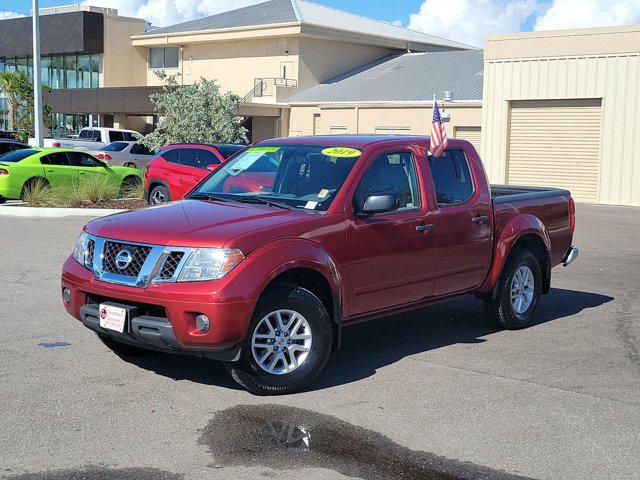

{"left": 321, "top": 147, "right": 362, "bottom": 158}
{"left": 248, "top": 146, "right": 280, "bottom": 153}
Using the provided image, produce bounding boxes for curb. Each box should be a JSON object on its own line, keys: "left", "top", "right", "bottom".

{"left": 0, "top": 205, "right": 126, "bottom": 218}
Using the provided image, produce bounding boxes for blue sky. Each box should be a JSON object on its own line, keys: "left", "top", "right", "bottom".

{"left": 2, "top": 0, "right": 639, "bottom": 47}
{"left": 4, "top": 0, "right": 416, "bottom": 24}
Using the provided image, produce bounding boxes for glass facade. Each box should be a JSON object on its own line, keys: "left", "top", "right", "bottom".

{"left": 0, "top": 53, "right": 100, "bottom": 89}
{"left": 0, "top": 53, "right": 100, "bottom": 132}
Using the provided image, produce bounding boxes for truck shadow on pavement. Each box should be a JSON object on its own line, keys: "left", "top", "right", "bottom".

{"left": 120, "top": 287, "right": 612, "bottom": 391}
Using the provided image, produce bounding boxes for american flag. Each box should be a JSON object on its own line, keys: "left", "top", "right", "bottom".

{"left": 430, "top": 94, "right": 448, "bottom": 158}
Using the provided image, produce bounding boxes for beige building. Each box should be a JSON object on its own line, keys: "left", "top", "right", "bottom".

{"left": 128, "top": 0, "right": 475, "bottom": 143}
{"left": 482, "top": 25, "right": 640, "bottom": 206}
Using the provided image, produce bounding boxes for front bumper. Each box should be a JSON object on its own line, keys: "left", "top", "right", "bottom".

{"left": 62, "top": 256, "right": 257, "bottom": 356}
{"left": 79, "top": 303, "right": 240, "bottom": 361}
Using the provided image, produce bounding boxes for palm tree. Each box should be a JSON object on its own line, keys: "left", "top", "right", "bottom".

{"left": 0, "top": 71, "right": 30, "bottom": 131}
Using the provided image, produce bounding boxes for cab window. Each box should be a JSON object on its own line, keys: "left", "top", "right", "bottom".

{"left": 354, "top": 151, "right": 420, "bottom": 213}
{"left": 428, "top": 149, "right": 475, "bottom": 206}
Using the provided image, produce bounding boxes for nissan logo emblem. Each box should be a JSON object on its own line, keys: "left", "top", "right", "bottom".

{"left": 115, "top": 249, "right": 133, "bottom": 270}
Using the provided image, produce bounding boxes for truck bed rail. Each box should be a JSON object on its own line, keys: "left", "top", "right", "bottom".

{"left": 491, "top": 185, "right": 571, "bottom": 204}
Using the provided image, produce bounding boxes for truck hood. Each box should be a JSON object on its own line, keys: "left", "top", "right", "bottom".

{"left": 86, "top": 199, "right": 310, "bottom": 248}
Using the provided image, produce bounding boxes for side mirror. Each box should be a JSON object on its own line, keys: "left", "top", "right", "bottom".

{"left": 207, "top": 164, "right": 219, "bottom": 171}
{"left": 356, "top": 193, "right": 399, "bottom": 217}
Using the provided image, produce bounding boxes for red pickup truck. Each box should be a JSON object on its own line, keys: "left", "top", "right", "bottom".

{"left": 61, "top": 136, "right": 579, "bottom": 395}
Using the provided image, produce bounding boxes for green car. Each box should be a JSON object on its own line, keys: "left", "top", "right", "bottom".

{"left": 0, "top": 148, "right": 142, "bottom": 203}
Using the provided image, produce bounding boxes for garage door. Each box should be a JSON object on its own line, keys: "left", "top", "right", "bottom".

{"left": 455, "top": 126, "right": 482, "bottom": 154}
{"left": 507, "top": 99, "right": 601, "bottom": 202}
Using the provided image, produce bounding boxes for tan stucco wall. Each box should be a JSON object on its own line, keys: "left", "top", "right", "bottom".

{"left": 144, "top": 37, "right": 300, "bottom": 99}
{"left": 482, "top": 25, "right": 640, "bottom": 206}
{"left": 297, "top": 37, "right": 394, "bottom": 89}
{"left": 289, "top": 102, "right": 482, "bottom": 142}
{"left": 101, "top": 15, "right": 148, "bottom": 87}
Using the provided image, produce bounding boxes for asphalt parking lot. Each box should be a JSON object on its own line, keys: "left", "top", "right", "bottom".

{"left": 0, "top": 203, "right": 639, "bottom": 480}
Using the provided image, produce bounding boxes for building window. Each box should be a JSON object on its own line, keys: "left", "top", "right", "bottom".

{"left": 149, "top": 47, "right": 179, "bottom": 69}
{"left": 0, "top": 53, "right": 100, "bottom": 90}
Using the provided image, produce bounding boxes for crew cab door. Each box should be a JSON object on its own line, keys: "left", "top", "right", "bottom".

{"left": 179, "top": 148, "right": 221, "bottom": 195}
{"left": 40, "top": 152, "right": 78, "bottom": 186}
{"left": 426, "top": 147, "right": 492, "bottom": 295}
{"left": 346, "top": 147, "right": 436, "bottom": 318}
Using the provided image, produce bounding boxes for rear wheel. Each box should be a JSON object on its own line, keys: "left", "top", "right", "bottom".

{"left": 225, "top": 284, "right": 333, "bottom": 395}
{"left": 484, "top": 249, "right": 542, "bottom": 329}
{"left": 20, "top": 177, "right": 50, "bottom": 201}
{"left": 120, "top": 175, "right": 141, "bottom": 195}
{"left": 124, "top": 162, "right": 138, "bottom": 169}
{"left": 95, "top": 333, "right": 154, "bottom": 356}
{"left": 149, "top": 184, "right": 170, "bottom": 205}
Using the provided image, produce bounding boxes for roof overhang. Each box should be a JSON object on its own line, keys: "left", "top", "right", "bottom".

{"left": 43, "top": 87, "right": 162, "bottom": 115}
{"left": 131, "top": 23, "right": 302, "bottom": 46}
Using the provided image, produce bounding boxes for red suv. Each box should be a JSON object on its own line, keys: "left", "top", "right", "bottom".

{"left": 144, "top": 144, "right": 244, "bottom": 205}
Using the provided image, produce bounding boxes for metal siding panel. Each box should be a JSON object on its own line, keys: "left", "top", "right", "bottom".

{"left": 507, "top": 100, "right": 601, "bottom": 202}
{"left": 455, "top": 126, "right": 482, "bottom": 154}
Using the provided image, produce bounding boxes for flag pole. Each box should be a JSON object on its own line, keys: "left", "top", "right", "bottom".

{"left": 32, "top": 0, "right": 44, "bottom": 147}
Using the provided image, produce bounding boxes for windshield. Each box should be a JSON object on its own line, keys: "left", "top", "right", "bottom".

{"left": 190, "top": 145, "right": 362, "bottom": 212}
{"left": 100, "top": 142, "right": 129, "bottom": 152}
{"left": 0, "top": 149, "right": 38, "bottom": 163}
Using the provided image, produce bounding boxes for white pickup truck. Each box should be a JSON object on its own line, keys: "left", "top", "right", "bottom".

{"left": 36, "top": 127, "right": 140, "bottom": 151}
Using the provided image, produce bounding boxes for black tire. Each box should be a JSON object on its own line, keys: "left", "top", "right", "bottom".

{"left": 225, "top": 284, "right": 333, "bottom": 395}
{"left": 0, "top": 198, "right": 6, "bottom": 204}
{"left": 95, "top": 332, "right": 154, "bottom": 356}
{"left": 484, "top": 249, "right": 542, "bottom": 330}
{"left": 148, "top": 184, "right": 170, "bottom": 205}
{"left": 124, "top": 162, "right": 138, "bottom": 169}
{"left": 120, "top": 175, "right": 141, "bottom": 194}
{"left": 20, "top": 177, "right": 49, "bottom": 201}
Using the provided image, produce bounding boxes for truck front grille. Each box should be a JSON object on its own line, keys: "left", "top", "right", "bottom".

{"left": 86, "top": 239, "right": 95, "bottom": 266}
{"left": 158, "top": 251, "right": 184, "bottom": 280}
{"left": 102, "top": 240, "right": 152, "bottom": 277}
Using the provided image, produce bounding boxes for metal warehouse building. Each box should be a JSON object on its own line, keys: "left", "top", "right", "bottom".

{"left": 481, "top": 25, "right": 640, "bottom": 206}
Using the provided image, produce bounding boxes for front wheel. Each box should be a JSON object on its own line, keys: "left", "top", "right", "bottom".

{"left": 225, "top": 284, "right": 333, "bottom": 395}
{"left": 484, "top": 249, "right": 542, "bottom": 330}
{"left": 148, "top": 184, "right": 170, "bottom": 205}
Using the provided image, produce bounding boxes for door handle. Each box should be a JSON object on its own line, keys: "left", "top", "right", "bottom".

{"left": 472, "top": 215, "right": 489, "bottom": 225}
{"left": 415, "top": 224, "right": 434, "bottom": 233}
{"left": 46, "top": 169, "right": 54, "bottom": 173}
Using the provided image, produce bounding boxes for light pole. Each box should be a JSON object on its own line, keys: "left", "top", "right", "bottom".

{"left": 32, "top": 0, "right": 44, "bottom": 147}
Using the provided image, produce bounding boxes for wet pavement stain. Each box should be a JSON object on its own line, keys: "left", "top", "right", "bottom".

{"left": 198, "top": 404, "right": 534, "bottom": 480}
{"left": 3, "top": 466, "right": 182, "bottom": 480}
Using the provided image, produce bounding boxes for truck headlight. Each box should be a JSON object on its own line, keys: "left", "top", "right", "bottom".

{"left": 73, "top": 231, "right": 89, "bottom": 265}
{"left": 177, "top": 248, "right": 244, "bottom": 282}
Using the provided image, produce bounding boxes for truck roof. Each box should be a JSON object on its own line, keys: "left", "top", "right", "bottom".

{"left": 258, "top": 135, "right": 469, "bottom": 149}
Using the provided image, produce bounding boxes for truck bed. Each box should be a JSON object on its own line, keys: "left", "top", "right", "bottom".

{"left": 491, "top": 185, "right": 570, "bottom": 204}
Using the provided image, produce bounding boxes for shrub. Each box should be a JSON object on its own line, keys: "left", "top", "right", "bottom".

{"left": 21, "top": 178, "right": 51, "bottom": 206}
{"left": 50, "top": 175, "right": 120, "bottom": 207}
{"left": 119, "top": 177, "right": 144, "bottom": 200}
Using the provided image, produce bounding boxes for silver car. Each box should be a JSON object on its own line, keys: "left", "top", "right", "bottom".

{"left": 92, "top": 141, "right": 155, "bottom": 169}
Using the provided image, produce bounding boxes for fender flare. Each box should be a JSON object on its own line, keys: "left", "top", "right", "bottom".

{"left": 219, "top": 238, "right": 345, "bottom": 341}
{"left": 479, "top": 213, "right": 551, "bottom": 295}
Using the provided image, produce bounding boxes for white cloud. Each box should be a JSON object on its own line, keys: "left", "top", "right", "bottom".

{"left": 81, "top": 0, "right": 264, "bottom": 27}
{"left": 408, "top": 0, "right": 540, "bottom": 47}
{"left": 407, "top": 0, "right": 640, "bottom": 47}
{"left": 534, "top": 0, "right": 640, "bottom": 31}
{"left": 0, "top": 10, "right": 26, "bottom": 20}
